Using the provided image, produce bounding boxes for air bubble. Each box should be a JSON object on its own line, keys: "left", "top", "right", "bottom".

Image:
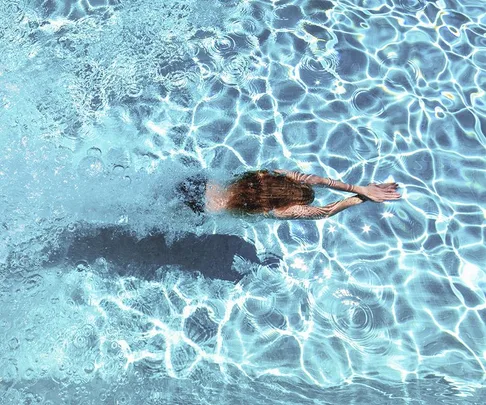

{"left": 24, "top": 367, "right": 37, "bottom": 384}
{"left": 8, "top": 337, "right": 20, "bottom": 350}
{"left": 112, "top": 165, "right": 125, "bottom": 175}
{"left": 87, "top": 147, "right": 102, "bottom": 157}
{"left": 75, "top": 260, "right": 90, "bottom": 272}
{"left": 78, "top": 156, "right": 105, "bottom": 177}
{"left": 84, "top": 362, "right": 95, "bottom": 374}
{"left": 25, "top": 327, "right": 36, "bottom": 342}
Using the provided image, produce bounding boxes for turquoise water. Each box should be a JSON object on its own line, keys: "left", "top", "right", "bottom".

{"left": 1, "top": 0, "right": 486, "bottom": 403}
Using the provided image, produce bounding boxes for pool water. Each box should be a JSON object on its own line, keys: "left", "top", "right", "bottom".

{"left": 1, "top": 0, "right": 486, "bottom": 403}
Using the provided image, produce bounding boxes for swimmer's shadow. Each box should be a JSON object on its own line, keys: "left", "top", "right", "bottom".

{"left": 51, "top": 227, "right": 279, "bottom": 282}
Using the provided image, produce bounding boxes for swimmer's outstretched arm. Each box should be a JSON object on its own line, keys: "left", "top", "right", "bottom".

{"left": 274, "top": 170, "right": 400, "bottom": 203}
{"left": 271, "top": 195, "right": 366, "bottom": 220}
{"left": 274, "top": 169, "right": 362, "bottom": 192}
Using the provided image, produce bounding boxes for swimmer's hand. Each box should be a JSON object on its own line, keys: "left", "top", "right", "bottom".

{"left": 359, "top": 182, "right": 401, "bottom": 203}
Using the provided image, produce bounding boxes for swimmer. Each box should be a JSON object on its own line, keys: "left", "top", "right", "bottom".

{"left": 177, "top": 169, "right": 401, "bottom": 219}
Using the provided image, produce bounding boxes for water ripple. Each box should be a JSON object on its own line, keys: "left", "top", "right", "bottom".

{"left": 329, "top": 289, "right": 391, "bottom": 355}
{"left": 205, "top": 34, "right": 237, "bottom": 58}
{"left": 397, "top": 0, "right": 425, "bottom": 12}
{"left": 221, "top": 54, "right": 250, "bottom": 85}
{"left": 298, "top": 55, "right": 335, "bottom": 87}
{"left": 351, "top": 89, "right": 385, "bottom": 116}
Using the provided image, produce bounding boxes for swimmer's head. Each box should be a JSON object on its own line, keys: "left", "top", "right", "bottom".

{"left": 226, "top": 170, "right": 315, "bottom": 214}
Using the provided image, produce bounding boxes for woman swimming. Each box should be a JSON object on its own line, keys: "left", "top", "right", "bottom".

{"left": 177, "top": 169, "right": 401, "bottom": 219}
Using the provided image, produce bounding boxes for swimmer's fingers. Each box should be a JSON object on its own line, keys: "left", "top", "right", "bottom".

{"left": 361, "top": 184, "right": 401, "bottom": 202}
{"left": 384, "top": 192, "right": 401, "bottom": 200}
{"left": 375, "top": 182, "right": 399, "bottom": 190}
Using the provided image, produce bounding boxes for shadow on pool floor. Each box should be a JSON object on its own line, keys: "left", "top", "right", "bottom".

{"left": 47, "top": 226, "right": 280, "bottom": 282}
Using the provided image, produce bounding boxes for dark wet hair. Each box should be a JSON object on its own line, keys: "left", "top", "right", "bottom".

{"left": 226, "top": 170, "right": 314, "bottom": 214}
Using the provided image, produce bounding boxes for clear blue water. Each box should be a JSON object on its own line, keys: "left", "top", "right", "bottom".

{"left": 1, "top": 0, "right": 486, "bottom": 403}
